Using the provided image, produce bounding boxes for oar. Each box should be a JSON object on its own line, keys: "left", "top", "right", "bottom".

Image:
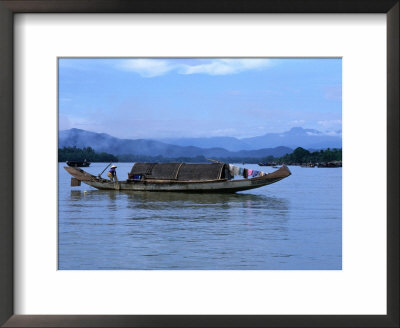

{"left": 98, "top": 162, "right": 112, "bottom": 178}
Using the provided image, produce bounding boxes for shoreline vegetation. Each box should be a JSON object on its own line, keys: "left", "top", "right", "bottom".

{"left": 58, "top": 146, "right": 342, "bottom": 166}
{"left": 58, "top": 146, "right": 118, "bottom": 163}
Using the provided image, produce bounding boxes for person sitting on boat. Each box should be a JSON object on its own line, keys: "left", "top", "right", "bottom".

{"left": 107, "top": 165, "right": 118, "bottom": 182}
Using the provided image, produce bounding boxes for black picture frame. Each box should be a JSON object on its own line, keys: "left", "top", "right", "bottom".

{"left": 0, "top": 1, "right": 398, "bottom": 327}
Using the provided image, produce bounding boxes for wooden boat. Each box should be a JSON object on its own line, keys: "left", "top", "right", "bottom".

{"left": 258, "top": 162, "right": 277, "bottom": 167}
{"left": 66, "top": 160, "right": 90, "bottom": 167}
{"left": 64, "top": 162, "right": 291, "bottom": 193}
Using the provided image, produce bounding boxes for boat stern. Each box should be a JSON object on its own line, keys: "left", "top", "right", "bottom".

{"left": 64, "top": 166, "right": 96, "bottom": 182}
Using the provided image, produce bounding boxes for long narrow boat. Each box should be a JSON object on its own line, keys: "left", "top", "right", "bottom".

{"left": 64, "top": 162, "right": 291, "bottom": 193}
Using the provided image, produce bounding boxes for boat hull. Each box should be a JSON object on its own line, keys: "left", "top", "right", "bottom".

{"left": 66, "top": 161, "right": 90, "bottom": 167}
{"left": 64, "top": 165, "right": 291, "bottom": 193}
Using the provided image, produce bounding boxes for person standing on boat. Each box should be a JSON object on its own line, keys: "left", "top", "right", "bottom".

{"left": 107, "top": 165, "right": 118, "bottom": 182}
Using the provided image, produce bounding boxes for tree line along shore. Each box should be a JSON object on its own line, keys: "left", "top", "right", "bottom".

{"left": 58, "top": 146, "right": 342, "bottom": 166}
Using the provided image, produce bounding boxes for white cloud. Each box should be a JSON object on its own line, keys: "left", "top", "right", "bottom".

{"left": 59, "top": 114, "right": 95, "bottom": 131}
{"left": 117, "top": 59, "right": 272, "bottom": 77}
{"left": 317, "top": 120, "right": 342, "bottom": 136}
{"left": 324, "top": 130, "right": 342, "bottom": 137}
{"left": 306, "top": 131, "right": 321, "bottom": 136}
{"left": 117, "top": 59, "right": 175, "bottom": 77}
{"left": 180, "top": 59, "right": 272, "bottom": 76}
{"left": 318, "top": 119, "right": 342, "bottom": 128}
{"left": 289, "top": 119, "right": 306, "bottom": 126}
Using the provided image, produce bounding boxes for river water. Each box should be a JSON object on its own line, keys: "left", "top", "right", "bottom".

{"left": 58, "top": 163, "right": 342, "bottom": 270}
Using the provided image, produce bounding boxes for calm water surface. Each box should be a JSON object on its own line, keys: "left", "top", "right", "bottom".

{"left": 58, "top": 163, "right": 341, "bottom": 270}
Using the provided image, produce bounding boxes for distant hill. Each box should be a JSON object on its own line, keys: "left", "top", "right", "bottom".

{"left": 59, "top": 129, "right": 292, "bottom": 159}
{"left": 161, "top": 127, "right": 342, "bottom": 151}
{"left": 242, "top": 127, "right": 342, "bottom": 149}
{"left": 160, "top": 136, "right": 250, "bottom": 152}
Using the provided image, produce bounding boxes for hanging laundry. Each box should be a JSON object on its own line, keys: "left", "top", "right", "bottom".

{"left": 243, "top": 168, "right": 248, "bottom": 179}
{"left": 248, "top": 169, "right": 253, "bottom": 176}
{"left": 229, "top": 164, "right": 234, "bottom": 176}
{"left": 239, "top": 167, "right": 244, "bottom": 175}
{"left": 252, "top": 170, "right": 259, "bottom": 177}
{"left": 233, "top": 166, "right": 240, "bottom": 176}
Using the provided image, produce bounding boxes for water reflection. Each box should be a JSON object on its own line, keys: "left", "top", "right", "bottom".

{"left": 70, "top": 189, "right": 288, "bottom": 211}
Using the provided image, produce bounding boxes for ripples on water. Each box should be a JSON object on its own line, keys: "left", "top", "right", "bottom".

{"left": 58, "top": 163, "right": 342, "bottom": 270}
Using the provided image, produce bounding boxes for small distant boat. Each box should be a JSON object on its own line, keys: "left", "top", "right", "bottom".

{"left": 66, "top": 160, "right": 90, "bottom": 167}
{"left": 300, "top": 163, "right": 316, "bottom": 168}
{"left": 317, "top": 161, "right": 342, "bottom": 168}
{"left": 259, "top": 162, "right": 277, "bottom": 167}
{"left": 65, "top": 162, "right": 291, "bottom": 193}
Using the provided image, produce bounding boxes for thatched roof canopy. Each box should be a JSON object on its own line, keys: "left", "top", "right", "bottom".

{"left": 129, "top": 162, "right": 227, "bottom": 181}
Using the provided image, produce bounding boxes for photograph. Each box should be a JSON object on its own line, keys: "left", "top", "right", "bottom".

{"left": 1, "top": 0, "right": 397, "bottom": 325}
{"left": 58, "top": 57, "right": 342, "bottom": 270}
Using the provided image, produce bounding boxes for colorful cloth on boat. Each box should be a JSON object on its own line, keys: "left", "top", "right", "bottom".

{"left": 260, "top": 171, "right": 266, "bottom": 176}
{"left": 248, "top": 169, "right": 253, "bottom": 176}
{"left": 228, "top": 164, "right": 234, "bottom": 176}
{"left": 243, "top": 168, "right": 248, "bottom": 179}
{"left": 233, "top": 166, "right": 240, "bottom": 176}
{"left": 252, "top": 170, "right": 260, "bottom": 177}
{"left": 229, "top": 164, "right": 242, "bottom": 176}
{"left": 239, "top": 167, "right": 244, "bottom": 175}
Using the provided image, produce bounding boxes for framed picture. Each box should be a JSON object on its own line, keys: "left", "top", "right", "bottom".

{"left": 0, "top": 1, "right": 398, "bottom": 327}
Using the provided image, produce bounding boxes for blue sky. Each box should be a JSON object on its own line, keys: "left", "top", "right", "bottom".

{"left": 58, "top": 58, "right": 341, "bottom": 139}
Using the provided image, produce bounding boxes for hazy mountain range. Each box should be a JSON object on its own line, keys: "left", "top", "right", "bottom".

{"left": 59, "top": 129, "right": 293, "bottom": 158}
{"left": 161, "top": 127, "right": 342, "bottom": 151}
{"left": 59, "top": 127, "right": 341, "bottom": 158}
